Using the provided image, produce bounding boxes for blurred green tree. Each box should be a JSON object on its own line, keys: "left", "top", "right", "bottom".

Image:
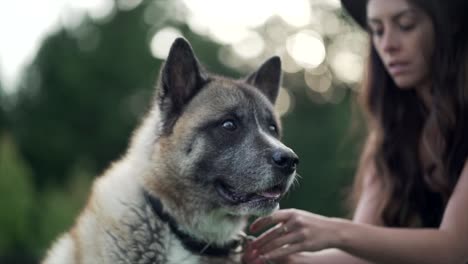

{"left": 279, "top": 84, "right": 362, "bottom": 217}
{"left": 0, "top": 135, "right": 35, "bottom": 262}
{"left": 0, "top": 83, "right": 6, "bottom": 136}
{"left": 11, "top": 7, "right": 159, "bottom": 188}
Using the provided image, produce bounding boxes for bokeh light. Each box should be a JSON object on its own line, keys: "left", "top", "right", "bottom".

{"left": 276, "top": 87, "right": 295, "bottom": 116}
{"left": 305, "top": 68, "right": 333, "bottom": 93}
{"left": 116, "top": 0, "right": 143, "bottom": 11}
{"left": 150, "top": 27, "right": 183, "bottom": 59}
{"left": 66, "top": 0, "right": 115, "bottom": 21}
{"left": 286, "top": 30, "right": 326, "bottom": 69}
{"left": 276, "top": 0, "right": 311, "bottom": 27}
{"left": 330, "top": 51, "right": 364, "bottom": 83}
{"left": 0, "top": 0, "right": 368, "bottom": 97}
{"left": 232, "top": 31, "right": 265, "bottom": 59}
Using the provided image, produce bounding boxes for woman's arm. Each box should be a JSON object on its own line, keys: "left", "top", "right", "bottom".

{"left": 336, "top": 159, "right": 468, "bottom": 264}
{"left": 244, "top": 160, "right": 468, "bottom": 264}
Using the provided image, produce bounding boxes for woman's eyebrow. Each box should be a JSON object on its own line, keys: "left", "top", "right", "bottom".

{"left": 391, "top": 9, "right": 417, "bottom": 21}
{"left": 367, "top": 9, "right": 416, "bottom": 24}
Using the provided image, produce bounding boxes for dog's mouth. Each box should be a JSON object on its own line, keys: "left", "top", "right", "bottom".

{"left": 215, "top": 180, "right": 287, "bottom": 205}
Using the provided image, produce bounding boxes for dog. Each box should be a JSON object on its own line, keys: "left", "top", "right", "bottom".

{"left": 42, "top": 38, "right": 298, "bottom": 264}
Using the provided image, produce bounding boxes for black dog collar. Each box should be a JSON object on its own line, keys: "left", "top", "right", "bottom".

{"left": 142, "top": 190, "right": 241, "bottom": 257}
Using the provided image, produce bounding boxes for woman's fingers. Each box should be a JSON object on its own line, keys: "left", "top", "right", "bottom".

{"left": 242, "top": 245, "right": 259, "bottom": 263}
{"left": 246, "top": 209, "right": 317, "bottom": 263}
{"left": 251, "top": 223, "right": 290, "bottom": 249}
{"left": 250, "top": 216, "right": 276, "bottom": 233}
{"left": 262, "top": 242, "right": 306, "bottom": 261}
{"left": 250, "top": 209, "right": 295, "bottom": 233}
{"left": 257, "top": 230, "right": 304, "bottom": 254}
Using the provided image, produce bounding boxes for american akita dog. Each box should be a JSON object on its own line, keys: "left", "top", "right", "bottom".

{"left": 43, "top": 38, "right": 298, "bottom": 264}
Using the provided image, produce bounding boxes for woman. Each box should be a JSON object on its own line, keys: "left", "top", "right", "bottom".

{"left": 243, "top": 0, "right": 468, "bottom": 263}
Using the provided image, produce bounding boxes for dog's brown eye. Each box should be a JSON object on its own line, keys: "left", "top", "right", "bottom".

{"left": 269, "top": 124, "right": 277, "bottom": 133}
{"left": 222, "top": 120, "right": 237, "bottom": 131}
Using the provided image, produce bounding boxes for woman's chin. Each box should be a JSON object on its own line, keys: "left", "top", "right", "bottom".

{"left": 392, "top": 73, "right": 430, "bottom": 91}
{"left": 392, "top": 76, "right": 418, "bottom": 90}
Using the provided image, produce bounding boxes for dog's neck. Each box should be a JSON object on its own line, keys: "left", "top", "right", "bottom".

{"left": 142, "top": 190, "right": 244, "bottom": 257}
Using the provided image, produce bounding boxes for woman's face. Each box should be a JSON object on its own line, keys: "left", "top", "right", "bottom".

{"left": 367, "top": 0, "right": 435, "bottom": 90}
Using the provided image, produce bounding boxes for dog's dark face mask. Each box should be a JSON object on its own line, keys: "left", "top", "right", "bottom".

{"left": 155, "top": 38, "right": 298, "bottom": 217}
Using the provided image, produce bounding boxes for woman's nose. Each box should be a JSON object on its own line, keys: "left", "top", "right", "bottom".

{"left": 381, "top": 29, "right": 401, "bottom": 53}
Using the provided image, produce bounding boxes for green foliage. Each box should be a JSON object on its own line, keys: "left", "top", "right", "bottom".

{"left": 0, "top": 84, "right": 5, "bottom": 136}
{"left": 0, "top": 135, "right": 93, "bottom": 260}
{"left": 11, "top": 10, "right": 159, "bottom": 187}
{"left": 33, "top": 164, "right": 93, "bottom": 256}
{"left": 280, "top": 90, "right": 362, "bottom": 217}
{"left": 0, "top": 135, "right": 34, "bottom": 254}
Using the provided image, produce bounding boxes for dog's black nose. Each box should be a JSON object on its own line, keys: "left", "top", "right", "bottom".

{"left": 272, "top": 150, "right": 299, "bottom": 174}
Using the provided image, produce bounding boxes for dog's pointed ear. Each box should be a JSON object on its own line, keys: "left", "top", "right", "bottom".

{"left": 158, "top": 38, "right": 206, "bottom": 123}
{"left": 245, "top": 56, "right": 282, "bottom": 104}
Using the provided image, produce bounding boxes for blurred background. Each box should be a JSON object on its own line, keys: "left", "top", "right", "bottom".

{"left": 0, "top": 0, "right": 369, "bottom": 262}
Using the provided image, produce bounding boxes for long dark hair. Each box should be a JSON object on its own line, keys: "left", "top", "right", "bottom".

{"left": 350, "top": 0, "right": 468, "bottom": 227}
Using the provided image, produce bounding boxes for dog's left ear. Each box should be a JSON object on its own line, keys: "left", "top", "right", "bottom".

{"left": 158, "top": 38, "right": 207, "bottom": 131}
{"left": 245, "top": 56, "right": 282, "bottom": 104}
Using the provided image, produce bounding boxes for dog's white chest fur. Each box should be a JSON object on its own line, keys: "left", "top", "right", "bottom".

{"left": 166, "top": 240, "right": 200, "bottom": 264}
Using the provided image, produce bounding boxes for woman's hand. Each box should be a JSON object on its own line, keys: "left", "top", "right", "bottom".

{"left": 243, "top": 209, "right": 347, "bottom": 264}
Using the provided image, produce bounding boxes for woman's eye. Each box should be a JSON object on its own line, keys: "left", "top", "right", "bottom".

{"left": 370, "top": 28, "right": 383, "bottom": 37}
{"left": 400, "top": 23, "right": 415, "bottom": 32}
{"left": 221, "top": 120, "right": 237, "bottom": 131}
{"left": 367, "top": 23, "right": 383, "bottom": 37}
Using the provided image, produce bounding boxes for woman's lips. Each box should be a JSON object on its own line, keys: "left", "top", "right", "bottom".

{"left": 388, "top": 62, "right": 410, "bottom": 76}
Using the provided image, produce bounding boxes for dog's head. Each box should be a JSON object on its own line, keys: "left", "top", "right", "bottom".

{"left": 143, "top": 38, "right": 298, "bottom": 220}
